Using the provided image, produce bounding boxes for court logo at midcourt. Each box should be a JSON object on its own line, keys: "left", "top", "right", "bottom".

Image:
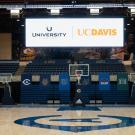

{"left": 15, "top": 115, "right": 135, "bottom": 132}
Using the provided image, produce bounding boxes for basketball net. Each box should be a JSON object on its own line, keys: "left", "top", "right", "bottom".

{"left": 76, "top": 73, "right": 81, "bottom": 85}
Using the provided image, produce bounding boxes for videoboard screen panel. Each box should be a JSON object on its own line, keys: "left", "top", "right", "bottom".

{"left": 25, "top": 18, "right": 124, "bottom": 47}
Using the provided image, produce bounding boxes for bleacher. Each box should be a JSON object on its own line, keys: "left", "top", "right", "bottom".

{"left": 24, "top": 63, "right": 69, "bottom": 74}
{"left": 0, "top": 61, "right": 19, "bottom": 104}
{"left": 19, "top": 59, "right": 129, "bottom": 104}
{"left": 23, "top": 59, "right": 126, "bottom": 75}
{"left": 0, "top": 61, "right": 19, "bottom": 74}
{"left": 89, "top": 63, "right": 126, "bottom": 73}
{"left": 21, "top": 60, "right": 70, "bottom": 104}
{"left": 80, "top": 59, "right": 126, "bottom": 73}
{"left": 88, "top": 61, "right": 128, "bottom": 104}
{"left": 24, "top": 63, "right": 126, "bottom": 75}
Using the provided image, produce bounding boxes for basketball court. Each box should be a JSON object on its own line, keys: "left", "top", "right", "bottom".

{"left": 0, "top": 105, "right": 135, "bottom": 135}
{"left": 0, "top": 0, "right": 135, "bottom": 135}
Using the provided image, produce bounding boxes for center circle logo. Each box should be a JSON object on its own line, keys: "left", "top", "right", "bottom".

{"left": 23, "top": 79, "right": 31, "bottom": 85}
{"left": 15, "top": 115, "right": 135, "bottom": 132}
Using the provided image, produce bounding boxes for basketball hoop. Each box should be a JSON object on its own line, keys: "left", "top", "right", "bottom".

{"left": 69, "top": 64, "right": 89, "bottom": 85}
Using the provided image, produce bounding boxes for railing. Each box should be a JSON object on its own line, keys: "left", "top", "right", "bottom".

{"left": 0, "top": 73, "right": 12, "bottom": 83}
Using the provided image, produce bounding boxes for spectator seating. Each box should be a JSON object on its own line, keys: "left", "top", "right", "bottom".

{"left": 0, "top": 62, "right": 19, "bottom": 74}
{"left": 24, "top": 63, "right": 69, "bottom": 74}
{"left": 89, "top": 63, "right": 126, "bottom": 73}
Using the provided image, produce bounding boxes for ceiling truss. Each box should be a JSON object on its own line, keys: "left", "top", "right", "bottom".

{"left": 0, "top": 3, "right": 135, "bottom": 9}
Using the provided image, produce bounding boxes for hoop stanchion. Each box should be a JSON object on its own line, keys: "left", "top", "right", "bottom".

{"left": 69, "top": 64, "right": 89, "bottom": 106}
{"left": 0, "top": 73, "right": 14, "bottom": 105}
{"left": 76, "top": 73, "right": 81, "bottom": 85}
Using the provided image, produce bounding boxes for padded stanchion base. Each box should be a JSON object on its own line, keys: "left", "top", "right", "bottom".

{"left": 2, "top": 97, "right": 15, "bottom": 105}
{"left": 70, "top": 84, "right": 85, "bottom": 106}
{"left": 2, "top": 85, "right": 15, "bottom": 105}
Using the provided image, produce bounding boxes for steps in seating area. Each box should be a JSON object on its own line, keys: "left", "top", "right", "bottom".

{"left": 19, "top": 59, "right": 129, "bottom": 104}
{"left": 15, "top": 66, "right": 26, "bottom": 75}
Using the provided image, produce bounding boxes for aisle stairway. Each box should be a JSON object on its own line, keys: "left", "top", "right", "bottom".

{"left": 15, "top": 65, "right": 26, "bottom": 75}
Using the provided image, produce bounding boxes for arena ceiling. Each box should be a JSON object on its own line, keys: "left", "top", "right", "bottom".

{"left": 0, "top": 0, "right": 134, "bottom": 4}
{"left": 0, "top": 0, "right": 135, "bottom": 33}
{"left": 0, "top": 0, "right": 135, "bottom": 5}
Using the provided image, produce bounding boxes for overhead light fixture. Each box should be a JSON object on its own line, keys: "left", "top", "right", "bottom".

{"left": 128, "top": 7, "right": 135, "bottom": 15}
{"left": 10, "top": 9, "right": 21, "bottom": 18}
{"left": 87, "top": 7, "right": 102, "bottom": 15}
{"left": 128, "top": 7, "right": 135, "bottom": 9}
{"left": 51, "top": 9, "right": 60, "bottom": 15}
{"left": 71, "top": 0, "right": 77, "bottom": 4}
{"left": 50, "top": 9, "right": 60, "bottom": 15}
{"left": 90, "top": 8, "right": 100, "bottom": 15}
{"left": 131, "top": 8, "right": 135, "bottom": 14}
{"left": 47, "top": 7, "right": 62, "bottom": 15}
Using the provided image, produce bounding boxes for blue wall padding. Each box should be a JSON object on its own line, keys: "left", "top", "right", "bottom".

{"left": 99, "top": 72, "right": 110, "bottom": 90}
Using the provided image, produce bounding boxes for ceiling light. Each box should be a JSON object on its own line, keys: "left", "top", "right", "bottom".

{"left": 10, "top": 9, "right": 20, "bottom": 18}
{"left": 50, "top": 9, "right": 60, "bottom": 15}
{"left": 128, "top": 7, "right": 135, "bottom": 9}
{"left": 90, "top": 8, "right": 100, "bottom": 15}
{"left": 131, "top": 8, "right": 135, "bottom": 14}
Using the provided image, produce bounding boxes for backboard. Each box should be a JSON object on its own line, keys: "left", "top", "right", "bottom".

{"left": 69, "top": 64, "right": 89, "bottom": 77}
